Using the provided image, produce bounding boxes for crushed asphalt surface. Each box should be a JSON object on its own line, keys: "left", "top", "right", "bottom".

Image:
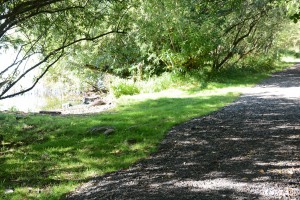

{"left": 66, "top": 65, "right": 300, "bottom": 200}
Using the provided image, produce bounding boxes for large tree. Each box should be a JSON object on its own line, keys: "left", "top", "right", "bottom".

{"left": 88, "top": 0, "right": 291, "bottom": 76}
{"left": 0, "top": 0, "right": 299, "bottom": 100}
{"left": 0, "top": 0, "right": 127, "bottom": 100}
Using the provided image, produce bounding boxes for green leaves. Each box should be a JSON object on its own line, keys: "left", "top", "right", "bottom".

{"left": 0, "top": 0, "right": 129, "bottom": 99}
{"left": 290, "top": 12, "right": 300, "bottom": 23}
{"left": 61, "top": 0, "right": 294, "bottom": 80}
{"left": 1, "top": 0, "right": 298, "bottom": 99}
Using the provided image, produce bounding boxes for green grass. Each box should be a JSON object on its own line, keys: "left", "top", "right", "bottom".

{"left": 0, "top": 63, "right": 291, "bottom": 199}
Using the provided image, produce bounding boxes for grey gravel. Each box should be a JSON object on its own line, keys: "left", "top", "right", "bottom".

{"left": 65, "top": 65, "right": 300, "bottom": 200}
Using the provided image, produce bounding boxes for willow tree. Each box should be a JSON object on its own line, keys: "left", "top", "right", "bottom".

{"left": 147, "top": 0, "right": 289, "bottom": 72}
{"left": 0, "top": 0, "right": 127, "bottom": 100}
{"left": 99, "top": 0, "right": 292, "bottom": 75}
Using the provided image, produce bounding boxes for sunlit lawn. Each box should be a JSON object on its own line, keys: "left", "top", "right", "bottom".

{"left": 0, "top": 64, "right": 289, "bottom": 199}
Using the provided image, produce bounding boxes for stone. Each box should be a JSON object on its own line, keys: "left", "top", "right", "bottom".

{"left": 62, "top": 103, "right": 72, "bottom": 110}
{"left": 83, "top": 96, "right": 100, "bottom": 104}
{"left": 89, "top": 126, "right": 115, "bottom": 136}
{"left": 103, "top": 128, "right": 115, "bottom": 135}
{"left": 127, "top": 138, "right": 138, "bottom": 145}
{"left": 89, "top": 99, "right": 106, "bottom": 107}
{"left": 4, "top": 189, "right": 14, "bottom": 194}
{"left": 39, "top": 111, "right": 62, "bottom": 115}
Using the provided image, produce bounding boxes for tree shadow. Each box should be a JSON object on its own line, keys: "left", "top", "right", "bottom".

{"left": 65, "top": 69, "right": 300, "bottom": 199}
{"left": 1, "top": 91, "right": 238, "bottom": 199}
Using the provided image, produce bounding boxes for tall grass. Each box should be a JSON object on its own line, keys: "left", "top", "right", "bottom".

{"left": 111, "top": 73, "right": 181, "bottom": 98}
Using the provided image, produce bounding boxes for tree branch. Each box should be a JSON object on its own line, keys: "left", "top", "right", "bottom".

{"left": 0, "top": 1, "right": 86, "bottom": 38}
{"left": 0, "top": 52, "right": 64, "bottom": 100}
{"left": 0, "top": 29, "right": 125, "bottom": 99}
{"left": 213, "top": 10, "right": 266, "bottom": 70}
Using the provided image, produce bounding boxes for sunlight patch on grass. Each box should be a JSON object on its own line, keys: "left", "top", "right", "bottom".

{"left": 0, "top": 64, "right": 291, "bottom": 199}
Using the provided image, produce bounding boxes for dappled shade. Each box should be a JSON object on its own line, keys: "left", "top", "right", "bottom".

{"left": 66, "top": 66, "right": 300, "bottom": 199}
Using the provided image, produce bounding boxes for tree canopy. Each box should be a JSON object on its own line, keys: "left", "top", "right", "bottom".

{"left": 0, "top": 0, "right": 127, "bottom": 99}
{"left": 0, "top": 0, "right": 299, "bottom": 99}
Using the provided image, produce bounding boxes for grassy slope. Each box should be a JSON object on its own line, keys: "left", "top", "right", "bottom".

{"left": 0, "top": 64, "right": 290, "bottom": 199}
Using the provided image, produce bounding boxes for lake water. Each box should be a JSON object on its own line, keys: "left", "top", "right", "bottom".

{"left": 0, "top": 86, "right": 68, "bottom": 112}
{"left": 0, "top": 88, "right": 82, "bottom": 112}
{"left": 0, "top": 93, "right": 47, "bottom": 112}
{"left": 0, "top": 49, "right": 86, "bottom": 112}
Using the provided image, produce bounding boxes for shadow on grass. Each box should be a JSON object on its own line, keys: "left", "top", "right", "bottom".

{"left": 65, "top": 67, "right": 300, "bottom": 199}
{"left": 0, "top": 93, "right": 238, "bottom": 199}
{"left": 67, "top": 97, "right": 300, "bottom": 199}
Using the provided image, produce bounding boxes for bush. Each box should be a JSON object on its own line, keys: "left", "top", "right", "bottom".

{"left": 111, "top": 79, "right": 140, "bottom": 98}
{"left": 110, "top": 73, "right": 183, "bottom": 98}
{"left": 238, "top": 55, "right": 276, "bottom": 73}
{"left": 208, "top": 54, "right": 280, "bottom": 84}
{"left": 138, "top": 73, "right": 178, "bottom": 93}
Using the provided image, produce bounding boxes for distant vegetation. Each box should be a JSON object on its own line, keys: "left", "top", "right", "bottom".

{"left": 1, "top": 0, "right": 300, "bottom": 99}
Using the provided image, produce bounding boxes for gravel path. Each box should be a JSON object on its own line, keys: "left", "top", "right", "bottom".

{"left": 66, "top": 65, "right": 300, "bottom": 200}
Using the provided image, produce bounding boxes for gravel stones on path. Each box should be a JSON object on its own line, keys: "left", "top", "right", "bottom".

{"left": 66, "top": 65, "right": 300, "bottom": 200}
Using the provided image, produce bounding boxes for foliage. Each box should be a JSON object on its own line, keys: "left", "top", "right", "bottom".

{"left": 111, "top": 73, "right": 177, "bottom": 97}
{"left": 111, "top": 78, "right": 140, "bottom": 98}
{"left": 1, "top": 0, "right": 300, "bottom": 99}
{"left": 288, "top": 0, "right": 300, "bottom": 22}
{"left": 144, "top": 0, "right": 286, "bottom": 71}
{"left": 276, "top": 22, "right": 300, "bottom": 52}
{"left": 66, "top": 0, "right": 293, "bottom": 80}
{"left": 0, "top": 0, "right": 127, "bottom": 100}
{"left": 137, "top": 73, "right": 180, "bottom": 93}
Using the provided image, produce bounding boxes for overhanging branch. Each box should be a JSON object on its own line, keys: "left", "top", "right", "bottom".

{"left": 0, "top": 1, "right": 86, "bottom": 38}
{"left": 0, "top": 52, "right": 64, "bottom": 100}
{"left": 0, "top": 29, "right": 126, "bottom": 99}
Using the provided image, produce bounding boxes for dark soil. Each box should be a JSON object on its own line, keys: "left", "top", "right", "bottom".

{"left": 66, "top": 65, "right": 300, "bottom": 200}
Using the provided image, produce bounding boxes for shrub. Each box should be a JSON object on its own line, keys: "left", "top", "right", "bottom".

{"left": 138, "top": 73, "right": 178, "bottom": 93}
{"left": 110, "top": 73, "right": 183, "bottom": 97}
{"left": 237, "top": 55, "right": 276, "bottom": 73}
{"left": 111, "top": 79, "right": 140, "bottom": 98}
